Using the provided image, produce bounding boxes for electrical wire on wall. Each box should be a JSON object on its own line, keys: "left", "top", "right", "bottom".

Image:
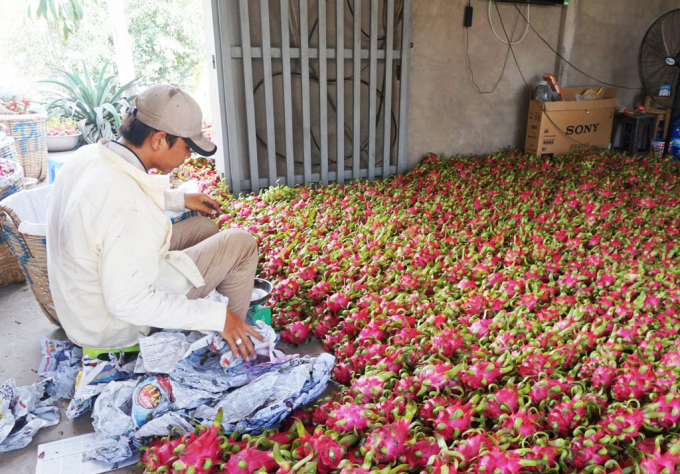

{"left": 511, "top": 3, "right": 642, "bottom": 90}
{"left": 489, "top": 0, "right": 529, "bottom": 45}
{"left": 492, "top": 0, "right": 591, "bottom": 150}
{"left": 257, "top": 0, "right": 404, "bottom": 169}
{"left": 465, "top": 0, "right": 526, "bottom": 94}
{"left": 466, "top": 0, "right": 642, "bottom": 95}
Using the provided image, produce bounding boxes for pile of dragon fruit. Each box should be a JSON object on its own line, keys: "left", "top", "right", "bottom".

{"left": 143, "top": 150, "right": 680, "bottom": 473}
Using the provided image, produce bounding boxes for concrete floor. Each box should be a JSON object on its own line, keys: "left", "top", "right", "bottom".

{"left": 0, "top": 281, "right": 329, "bottom": 474}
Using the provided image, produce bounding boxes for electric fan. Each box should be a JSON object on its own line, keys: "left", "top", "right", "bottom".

{"left": 639, "top": 9, "right": 680, "bottom": 156}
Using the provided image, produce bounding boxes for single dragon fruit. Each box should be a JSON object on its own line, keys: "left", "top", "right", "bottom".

{"left": 645, "top": 393, "right": 680, "bottom": 429}
{"left": 326, "top": 403, "right": 374, "bottom": 433}
{"left": 140, "top": 430, "right": 193, "bottom": 473}
{"left": 456, "top": 431, "right": 495, "bottom": 466}
{"left": 459, "top": 361, "right": 503, "bottom": 389}
{"left": 361, "top": 417, "right": 411, "bottom": 463}
{"left": 476, "top": 447, "right": 524, "bottom": 474}
{"left": 281, "top": 321, "right": 312, "bottom": 344}
{"left": 219, "top": 445, "right": 278, "bottom": 474}
{"left": 612, "top": 365, "right": 656, "bottom": 400}
{"left": 568, "top": 432, "right": 610, "bottom": 470}
{"left": 638, "top": 442, "right": 680, "bottom": 474}
{"left": 546, "top": 398, "right": 590, "bottom": 436}
{"left": 434, "top": 401, "right": 474, "bottom": 440}
{"left": 528, "top": 377, "right": 573, "bottom": 404}
{"left": 327, "top": 293, "right": 351, "bottom": 312}
{"left": 484, "top": 388, "right": 520, "bottom": 419}
{"left": 171, "top": 409, "right": 226, "bottom": 474}
{"left": 292, "top": 426, "right": 347, "bottom": 473}
{"left": 601, "top": 404, "right": 645, "bottom": 441}
{"left": 350, "top": 371, "right": 394, "bottom": 401}
{"left": 431, "top": 329, "right": 464, "bottom": 358}
{"left": 404, "top": 437, "right": 441, "bottom": 469}
{"left": 499, "top": 408, "right": 543, "bottom": 437}
{"left": 415, "top": 362, "right": 458, "bottom": 393}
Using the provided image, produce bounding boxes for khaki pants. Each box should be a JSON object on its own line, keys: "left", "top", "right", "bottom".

{"left": 169, "top": 217, "right": 258, "bottom": 320}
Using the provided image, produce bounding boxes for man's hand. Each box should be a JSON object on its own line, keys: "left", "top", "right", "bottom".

{"left": 185, "top": 193, "right": 220, "bottom": 216}
{"left": 220, "top": 309, "right": 265, "bottom": 362}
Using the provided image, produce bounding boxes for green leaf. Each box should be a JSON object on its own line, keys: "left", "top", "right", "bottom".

{"left": 48, "top": 0, "right": 57, "bottom": 20}
{"left": 36, "top": 0, "right": 48, "bottom": 19}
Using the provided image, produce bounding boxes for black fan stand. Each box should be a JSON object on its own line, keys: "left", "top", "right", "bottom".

{"left": 662, "top": 68, "right": 680, "bottom": 158}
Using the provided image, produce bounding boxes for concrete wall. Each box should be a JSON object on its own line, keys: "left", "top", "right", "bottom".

{"left": 559, "top": 0, "right": 679, "bottom": 109}
{"left": 406, "top": 0, "right": 679, "bottom": 168}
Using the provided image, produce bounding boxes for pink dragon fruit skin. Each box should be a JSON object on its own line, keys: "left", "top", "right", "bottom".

{"left": 569, "top": 433, "right": 610, "bottom": 470}
{"left": 590, "top": 363, "right": 618, "bottom": 390}
{"left": 500, "top": 408, "right": 542, "bottom": 437}
{"left": 647, "top": 394, "right": 680, "bottom": 429}
{"left": 485, "top": 388, "right": 519, "bottom": 419}
{"left": 219, "top": 446, "right": 277, "bottom": 474}
{"left": 638, "top": 446, "right": 680, "bottom": 474}
{"left": 460, "top": 361, "right": 502, "bottom": 389}
{"left": 362, "top": 418, "right": 410, "bottom": 463}
{"left": 660, "top": 350, "right": 680, "bottom": 368}
{"left": 434, "top": 402, "right": 473, "bottom": 440}
{"left": 529, "top": 377, "right": 572, "bottom": 404}
{"left": 601, "top": 405, "right": 645, "bottom": 441}
{"left": 404, "top": 437, "right": 441, "bottom": 469}
{"left": 456, "top": 431, "right": 494, "bottom": 465}
{"left": 476, "top": 447, "right": 523, "bottom": 474}
{"left": 281, "top": 321, "right": 312, "bottom": 344}
{"left": 350, "top": 372, "right": 393, "bottom": 400}
{"left": 611, "top": 366, "right": 656, "bottom": 400}
{"left": 326, "top": 403, "right": 372, "bottom": 433}
{"left": 523, "top": 444, "right": 559, "bottom": 472}
{"left": 431, "top": 329, "right": 464, "bottom": 358}
{"left": 327, "top": 293, "right": 351, "bottom": 312}
{"left": 415, "top": 363, "right": 456, "bottom": 391}
{"left": 546, "top": 398, "right": 588, "bottom": 436}
{"left": 276, "top": 278, "right": 300, "bottom": 300}
{"left": 172, "top": 410, "right": 225, "bottom": 474}
{"left": 419, "top": 395, "right": 452, "bottom": 423}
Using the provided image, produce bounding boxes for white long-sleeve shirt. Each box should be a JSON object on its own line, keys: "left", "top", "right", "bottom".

{"left": 46, "top": 140, "right": 226, "bottom": 349}
{"left": 104, "top": 140, "right": 186, "bottom": 212}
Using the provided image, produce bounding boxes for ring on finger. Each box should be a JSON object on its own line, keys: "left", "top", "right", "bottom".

{"left": 235, "top": 338, "right": 243, "bottom": 345}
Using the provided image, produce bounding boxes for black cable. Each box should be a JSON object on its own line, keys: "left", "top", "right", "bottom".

{"left": 308, "top": 0, "right": 405, "bottom": 44}
{"left": 345, "top": 0, "right": 404, "bottom": 42}
{"left": 512, "top": 3, "right": 641, "bottom": 91}
{"left": 275, "top": 0, "right": 400, "bottom": 168}
{"left": 495, "top": 1, "right": 590, "bottom": 150}
{"left": 465, "top": 3, "right": 521, "bottom": 94}
{"left": 252, "top": 71, "right": 398, "bottom": 165}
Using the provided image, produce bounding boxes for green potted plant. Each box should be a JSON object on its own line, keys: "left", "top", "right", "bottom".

{"left": 45, "top": 116, "right": 81, "bottom": 152}
{"left": 41, "top": 61, "right": 138, "bottom": 144}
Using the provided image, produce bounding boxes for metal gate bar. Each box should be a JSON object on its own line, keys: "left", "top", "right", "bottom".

{"left": 318, "top": 0, "right": 329, "bottom": 185}
{"left": 215, "top": 0, "right": 413, "bottom": 194}
{"left": 259, "top": 0, "right": 277, "bottom": 188}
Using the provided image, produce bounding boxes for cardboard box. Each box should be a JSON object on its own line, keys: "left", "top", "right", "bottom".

{"left": 524, "top": 87, "right": 619, "bottom": 158}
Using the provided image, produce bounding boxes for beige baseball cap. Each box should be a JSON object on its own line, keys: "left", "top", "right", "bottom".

{"left": 133, "top": 85, "right": 216, "bottom": 157}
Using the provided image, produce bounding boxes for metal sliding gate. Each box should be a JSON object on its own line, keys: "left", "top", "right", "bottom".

{"left": 210, "top": 0, "right": 413, "bottom": 194}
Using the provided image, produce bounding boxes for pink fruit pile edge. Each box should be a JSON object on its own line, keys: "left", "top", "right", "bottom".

{"left": 142, "top": 150, "right": 680, "bottom": 473}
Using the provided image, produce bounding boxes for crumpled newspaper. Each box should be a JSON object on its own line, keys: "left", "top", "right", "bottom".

{"left": 38, "top": 337, "right": 83, "bottom": 401}
{"left": 0, "top": 378, "right": 60, "bottom": 453}
{"left": 136, "top": 320, "right": 285, "bottom": 374}
{"left": 194, "top": 353, "right": 335, "bottom": 434}
{"left": 66, "top": 352, "right": 135, "bottom": 420}
{"left": 89, "top": 337, "right": 335, "bottom": 464}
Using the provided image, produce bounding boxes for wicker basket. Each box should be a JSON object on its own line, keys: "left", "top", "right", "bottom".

{"left": 0, "top": 134, "right": 20, "bottom": 163}
{"left": 0, "top": 159, "right": 25, "bottom": 287}
{"left": 0, "top": 200, "right": 58, "bottom": 325}
{"left": 0, "top": 113, "right": 48, "bottom": 181}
